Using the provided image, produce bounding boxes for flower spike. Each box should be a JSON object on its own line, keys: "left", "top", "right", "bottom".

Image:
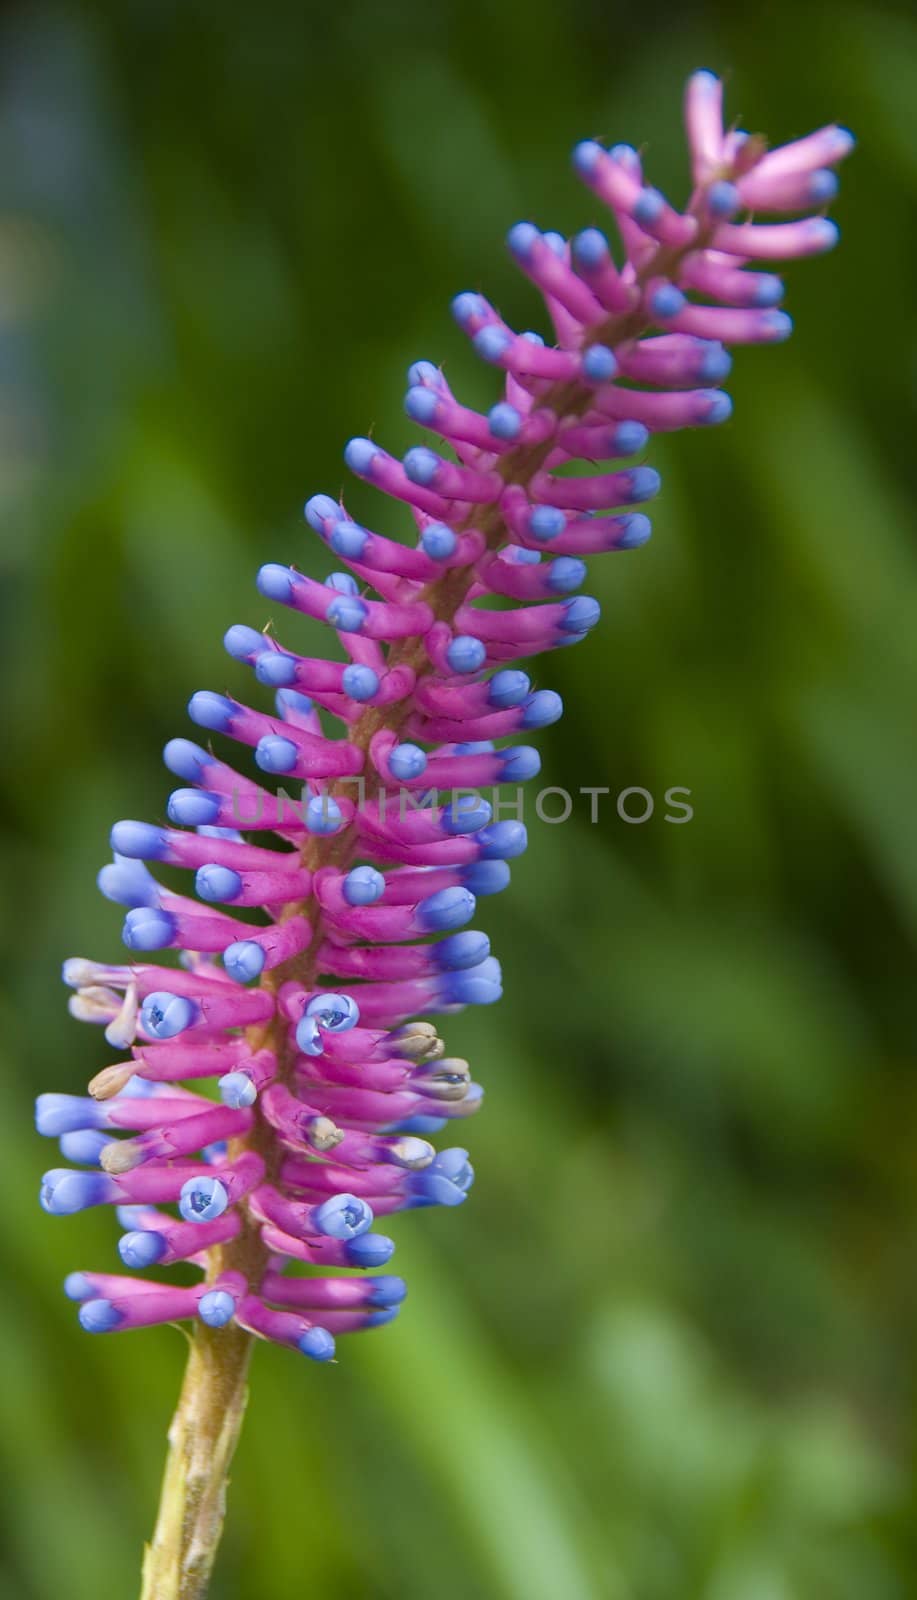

{"left": 40, "top": 72, "right": 851, "bottom": 1371}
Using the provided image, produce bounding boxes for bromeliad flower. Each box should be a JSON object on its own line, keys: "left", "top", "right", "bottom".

{"left": 37, "top": 70, "right": 852, "bottom": 1599}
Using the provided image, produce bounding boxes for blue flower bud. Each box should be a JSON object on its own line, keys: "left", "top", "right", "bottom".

{"left": 451, "top": 292, "right": 485, "bottom": 328}
{"left": 305, "top": 992, "right": 360, "bottom": 1032}
{"left": 475, "top": 821, "right": 528, "bottom": 859}
{"left": 98, "top": 857, "right": 160, "bottom": 908}
{"left": 461, "top": 859, "right": 511, "bottom": 896}
{"left": 403, "top": 446, "right": 440, "bottom": 486}
{"left": 571, "top": 226, "right": 609, "bottom": 267}
{"left": 633, "top": 186, "right": 664, "bottom": 224}
{"left": 707, "top": 180, "right": 740, "bottom": 217}
{"left": 36, "top": 1094, "right": 105, "bottom": 1138}
{"left": 752, "top": 274, "right": 784, "bottom": 307}
{"left": 410, "top": 1147, "right": 475, "bottom": 1205}
{"left": 275, "top": 688, "right": 313, "bottom": 719}
{"left": 302, "top": 494, "right": 338, "bottom": 531}
{"left": 421, "top": 523, "right": 457, "bottom": 560}
{"left": 488, "top": 402, "right": 522, "bottom": 440}
{"left": 417, "top": 886, "right": 475, "bottom": 932}
{"left": 342, "top": 664, "right": 379, "bottom": 701}
{"left": 507, "top": 221, "right": 538, "bottom": 259}
{"left": 433, "top": 930, "right": 490, "bottom": 970}
{"left": 404, "top": 386, "right": 439, "bottom": 424}
{"left": 561, "top": 596, "right": 601, "bottom": 633}
{"left": 342, "top": 865, "right": 385, "bottom": 906}
{"left": 547, "top": 557, "right": 586, "bottom": 594}
{"left": 326, "top": 596, "right": 367, "bottom": 633}
{"left": 109, "top": 820, "right": 168, "bottom": 860}
{"left": 123, "top": 906, "right": 176, "bottom": 952}
{"left": 313, "top": 1193, "right": 373, "bottom": 1240}
{"left": 488, "top": 669, "right": 530, "bottom": 708}
{"left": 473, "top": 325, "right": 511, "bottom": 363}
{"left": 499, "top": 745, "right": 541, "bottom": 781}
{"left": 329, "top": 521, "right": 368, "bottom": 559}
{"left": 697, "top": 343, "right": 732, "bottom": 382}
{"left": 59, "top": 1129, "right": 111, "bottom": 1164}
{"left": 164, "top": 738, "right": 212, "bottom": 781}
{"left": 223, "top": 624, "right": 264, "bottom": 660}
{"left": 762, "top": 310, "right": 793, "bottom": 341}
{"left": 115, "top": 1205, "right": 151, "bottom": 1229}
{"left": 612, "top": 420, "right": 650, "bottom": 456}
{"left": 305, "top": 795, "right": 344, "bottom": 835}
{"left": 389, "top": 1115, "right": 448, "bottom": 1135}
{"left": 431, "top": 1146, "right": 474, "bottom": 1184}
{"left": 528, "top": 506, "right": 565, "bottom": 542}
{"left": 698, "top": 391, "right": 733, "bottom": 426}
{"left": 219, "top": 1071, "right": 258, "bottom": 1109}
{"left": 298, "top": 1327, "right": 336, "bottom": 1361}
{"left": 256, "top": 563, "right": 294, "bottom": 602}
{"left": 141, "top": 992, "right": 197, "bottom": 1040}
{"left": 618, "top": 514, "right": 653, "bottom": 548}
{"left": 40, "top": 1168, "right": 113, "bottom": 1215}
{"left": 344, "top": 437, "right": 378, "bottom": 476}
{"left": 79, "top": 1299, "right": 124, "bottom": 1333}
{"left": 366, "top": 1307, "right": 401, "bottom": 1328}
{"left": 388, "top": 742, "right": 428, "bottom": 781}
{"left": 441, "top": 796, "right": 492, "bottom": 835}
{"left": 368, "top": 1276, "right": 407, "bottom": 1308}
{"left": 437, "top": 956, "right": 502, "bottom": 1006}
{"left": 178, "top": 1176, "right": 229, "bottom": 1224}
{"left": 223, "top": 941, "right": 266, "bottom": 985}
{"left": 255, "top": 734, "right": 299, "bottom": 773}
{"left": 198, "top": 1289, "right": 237, "bottom": 1328}
{"left": 446, "top": 635, "right": 487, "bottom": 674}
{"left": 345, "top": 1233, "right": 396, "bottom": 1268}
{"left": 627, "top": 466, "right": 661, "bottom": 502}
{"left": 254, "top": 651, "right": 297, "bottom": 687}
{"left": 295, "top": 1013, "right": 324, "bottom": 1056}
{"left": 167, "top": 789, "right": 221, "bottom": 827}
{"left": 582, "top": 344, "right": 617, "bottom": 382}
{"left": 328, "top": 574, "right": 358, "bottom": 601}
{"left": 188, "top": 691, "right": 236, "bottom": 732}
{"left": 118, "top": 1228, "right": 167, "bottom": 1268}
{"left": 571, "top": 140, "right": 603, "bottom": 177}
{"left": 407, "top": 359, "right": 442, "bottom": 387}
{"left": 521, "top": 689, "right": 563, "bottom": 728}
{"left": 195, "top": 864, "right": 243, "bottom": 903}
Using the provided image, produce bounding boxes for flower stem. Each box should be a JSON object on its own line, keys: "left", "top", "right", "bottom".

{"left": 140, "top": 1322, "right": 253, "bottom": 1600}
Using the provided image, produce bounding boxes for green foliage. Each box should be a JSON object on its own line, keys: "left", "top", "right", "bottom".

{"left": 2, "top": 2, "right": 915, "bottom": 1594}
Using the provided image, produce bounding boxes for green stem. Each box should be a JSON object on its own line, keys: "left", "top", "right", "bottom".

{"left": 140, "top": 1323, "right": 253, "bottom": 1600}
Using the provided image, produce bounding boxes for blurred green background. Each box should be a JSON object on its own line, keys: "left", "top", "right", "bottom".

{"left": 1, "top": 1, "right": 916, "bottom": 1596}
